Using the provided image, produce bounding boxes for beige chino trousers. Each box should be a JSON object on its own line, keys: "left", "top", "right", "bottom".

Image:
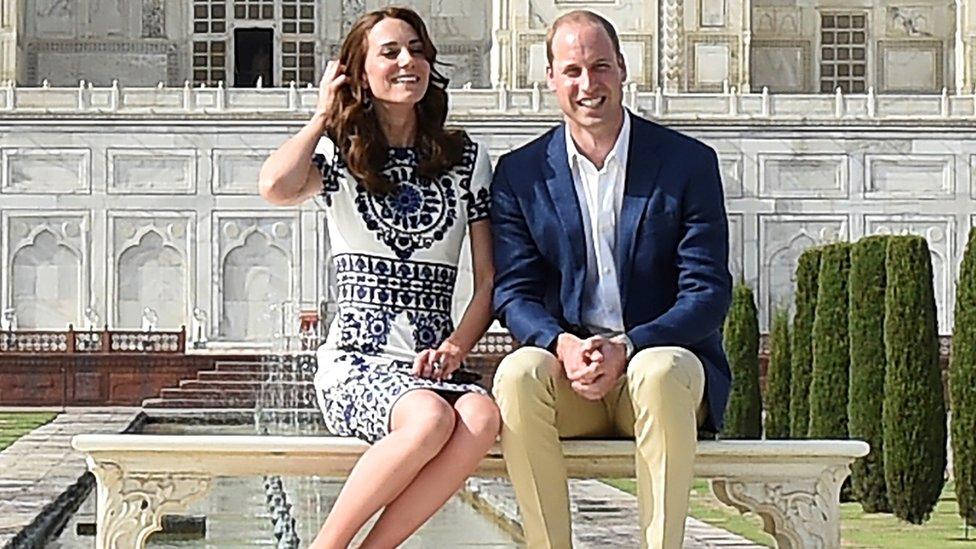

{"left": 492, "top": 345, "right": 706, "bottom": 549}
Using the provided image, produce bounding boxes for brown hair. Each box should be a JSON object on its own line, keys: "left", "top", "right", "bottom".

{"left": 323, "top": 7, "right": 465, "bottom": 194}
{"left": 545, "top": 10, "right": 624, "bottom": 67}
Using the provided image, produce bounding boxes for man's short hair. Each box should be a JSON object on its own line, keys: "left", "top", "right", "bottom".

{"left": 545, "top": 10, "right": 623, "bottom": 66}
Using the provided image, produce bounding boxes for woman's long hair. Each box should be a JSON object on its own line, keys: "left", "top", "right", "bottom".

{"left": 324, "top": 7, "right": 465, "bottom": 194}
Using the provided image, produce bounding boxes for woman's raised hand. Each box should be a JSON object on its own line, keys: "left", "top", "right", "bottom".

{"left": 315, "top": 60, "right": 348, "bottom": 118}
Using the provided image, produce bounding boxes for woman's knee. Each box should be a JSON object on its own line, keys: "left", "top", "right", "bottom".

{"left": 391, "top": 390, "right": 457, "bottom": 451}
{"left": 454, "top": 394, "right": 501, "bottom": 446}
{"left": 492, "top": 346, "right": 559, "bottom": 399}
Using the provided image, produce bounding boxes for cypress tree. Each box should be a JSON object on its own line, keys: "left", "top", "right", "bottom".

{"left": 722, "top": 282, "right": 762, "bottom": 439}
{"left": 790, "top": 248, "right": 822, "bottom": 438}
{"left": 764, "top": 306, "right": 791, "bottom": 439}
{"left": 848, "top": 235, "right": 891, "bottom": 512}
{"left": 809, "top": 242, "right": 851, "bottom": 439}
{"left": 951, "top": 227, "right": 976, "bottom": 527}
{"left": 883, "top": 235, "right": 946, "bottom": 524}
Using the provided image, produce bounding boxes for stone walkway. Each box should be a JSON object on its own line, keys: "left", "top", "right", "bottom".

{"left": 0, "top": 407, "right": 140, "bottom": 546}
{"left": 465, "top": 477, "right": 764, "bottom": 548}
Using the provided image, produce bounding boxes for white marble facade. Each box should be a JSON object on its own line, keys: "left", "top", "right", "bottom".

{"left": 1, "top": 110, "right": 974, "bottom": 339}
{"left": 1, "top": 0, "right": 975, "bottom": 341}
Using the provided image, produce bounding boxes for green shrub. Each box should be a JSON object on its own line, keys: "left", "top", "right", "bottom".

{"left": 790, "top": 248, "right": 822, "bottom": 438}
{"left": 883, "top": 235, "right": 946, "bottom": 524}
{"left": 951, "top": 226, "right": 976, "bottom": 527}
{"left": 764, "top": 306, "right": 791, "bottom": 439}
{"left": 848, "top": 235, "right": 891, "bottom": 512}
{"left": 722, "top": 283, "right": 762, "bottom": 439}
{"left": 809, "top": 242, "right": 851, "bottom": 439}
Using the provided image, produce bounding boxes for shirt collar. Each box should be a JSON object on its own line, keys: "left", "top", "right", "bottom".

{"left": 565, "top": 108, "right": 631, "bottom": 173}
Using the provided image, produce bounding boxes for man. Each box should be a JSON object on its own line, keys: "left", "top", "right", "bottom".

{"left": 490, "top": 10, "right": 733, "bottom": 549}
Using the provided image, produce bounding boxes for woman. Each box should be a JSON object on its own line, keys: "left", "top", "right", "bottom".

{"left": 258, "top": 7, "right": 499, "bottom": 548}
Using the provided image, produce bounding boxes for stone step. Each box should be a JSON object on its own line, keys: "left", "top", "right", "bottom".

{"left": 196, "top": 370, "right": 267, "bottom": 382}
{"left": 178, "top": 379, "right": 313, "bottom": 392}
{"left": 158, "top": 388, "right": 260, "bottom": 402}
{"left": 142, "top": 397, "right": 258, "bottom": 409}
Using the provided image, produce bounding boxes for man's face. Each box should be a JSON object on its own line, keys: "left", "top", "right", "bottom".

{"left": 547, "top": 21, "right": 627, "bottom": 132}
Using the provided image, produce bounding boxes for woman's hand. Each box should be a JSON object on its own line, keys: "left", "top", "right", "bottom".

{"left": 314, "top": 60, "right": 348, "bottom": 119}
{"left": 412, "top": 339, "right": 465, "bottom": 381}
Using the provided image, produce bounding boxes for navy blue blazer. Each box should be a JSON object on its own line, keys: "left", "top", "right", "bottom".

{"left": 490, "top": 113, "right": 733, "bottom": 432}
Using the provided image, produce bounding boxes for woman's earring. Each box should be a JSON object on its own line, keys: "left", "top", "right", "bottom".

{"left": 363, "top": 92, "right": 373, "bottom": 112}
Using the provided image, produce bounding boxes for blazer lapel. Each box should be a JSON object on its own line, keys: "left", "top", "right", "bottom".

{"left": 545, "top": 125, "right": 586, "bottom": 270}
{"left": 616, "top": 119, "right": 662, "bottom": 308}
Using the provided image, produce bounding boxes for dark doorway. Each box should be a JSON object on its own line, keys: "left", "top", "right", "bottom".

{"left": 234, "top": 28, "right": 274, "bottom": 87}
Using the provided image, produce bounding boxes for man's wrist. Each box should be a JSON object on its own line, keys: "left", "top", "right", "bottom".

{"left": 610, "top": 334, "right": 635, "bottom": 360}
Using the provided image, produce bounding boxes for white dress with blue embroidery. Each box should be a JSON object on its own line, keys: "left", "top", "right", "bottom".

{"left": 311, "top": 133, "right": 491, "bottom": 443}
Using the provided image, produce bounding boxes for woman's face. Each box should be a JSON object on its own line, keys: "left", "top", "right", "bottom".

{"left": 362, "top": 17, "right": 431, "bottom": 107}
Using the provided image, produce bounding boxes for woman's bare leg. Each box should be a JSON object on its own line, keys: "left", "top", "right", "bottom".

{"left": 308, "top": 390, "right": 457, "bottom": 549}
{"left": 358, "top": 393, "right": 501, "bottom": 548}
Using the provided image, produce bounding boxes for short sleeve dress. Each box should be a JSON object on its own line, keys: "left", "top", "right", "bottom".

{"left": 311, "top": 133, "right": 492, "bottom": 444}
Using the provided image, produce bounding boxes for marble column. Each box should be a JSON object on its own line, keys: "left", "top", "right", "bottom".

{"left": 661, "top": 0, "right": 685, "bottom": 93}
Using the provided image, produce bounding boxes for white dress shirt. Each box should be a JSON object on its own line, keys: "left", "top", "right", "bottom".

{"left": 565, "top": 110, "right": 633, "bottom": 355}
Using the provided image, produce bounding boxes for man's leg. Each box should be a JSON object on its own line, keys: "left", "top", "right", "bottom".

{"left": 493, "top": 346, "right": 611, "bottom": 548}
{"left": 613, "top": 347, "right": 706, "bottom": 549}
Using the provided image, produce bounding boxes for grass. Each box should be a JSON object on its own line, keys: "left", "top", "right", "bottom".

{"left": 602, "top": 479, "right": 976, "bottom": 548}
{"left": 0, "top": 412, "right": 57, "bottom": 451}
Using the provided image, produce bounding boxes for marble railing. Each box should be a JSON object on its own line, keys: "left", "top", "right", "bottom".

{"left": 3, "top": 81, "right": 976, "bottom": 121}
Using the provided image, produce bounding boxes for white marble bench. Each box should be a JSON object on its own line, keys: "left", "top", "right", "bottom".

{"left": 71, "top": 434, "right": 867, "bottom": 549}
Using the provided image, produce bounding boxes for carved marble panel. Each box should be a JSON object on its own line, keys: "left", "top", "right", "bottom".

{"left": 687, "top": 36, "right": 737, "bottom": 92}
{"left": 27, "top": 42, "right": 179, "bottom": 86}
{"left": 109, "top": 213, "right": 192, "bottom": 329}
{"left": 751, "top": 40, "right": 811, "bottom": 92}
{"left": 864, "top": 154, "right": 954, "bottom": 199}
{"left": 751, "top": 6, "right": 801, "bottom": 37}
{"left": 212, "top": 148, "right": 274, "bottom": 195}
{"left": 864, "top": 215, "right": 954, "bottom": 331}
{"left": 33, "top": 0, "right": 77, "bottom": 39}
{"left": 699, "top": 0, "right": 726, "bottom": 28}
{"left": 718, "top": 152, "right": 743, "bottom": 198}
{"left": 87, "top": 0, "right": 126, "bottom": 37}
{"left": 758, "top": 154, "right": 848, "bottom": 199}
{"left": 886, "top": 6, "right": 934, "bottom": 37}
{"left": 3, "top": 213, "right": 88, "bottom": 329}
{"left": 759, "top": 215, "right": 847, "bottom": 326}
{"left": 107, "top": 149, "right": 197, "bottom": 194}
{"left": 1, "top": 148, "right": 91, "bottom": 194}
{"left": 879, "top": 40, "right": 943, "bottom": 93}
{"left": 215, "top": 214, "right": 298, "bottom": 341}
{"left": 141, "top": 0, "right": 165, "bottom": 38}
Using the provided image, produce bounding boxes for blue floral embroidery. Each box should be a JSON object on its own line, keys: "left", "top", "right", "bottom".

{"left": 312, "top": 153, "right": 342, "bottom": 206}
{"left": 355, "top": 147, "right": 460, "bottom": 260}
{"left": 455, "top": 140, "right": 490, "bottom": 222}
{"left": 407, "top": 310, "right": 455, "bottom": 353}
{"left": 320, "top": 354, "right": 486, "bottom": 443}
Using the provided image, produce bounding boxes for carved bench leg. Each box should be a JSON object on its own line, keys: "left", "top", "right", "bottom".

{"left": 710, "top": 465, "right": 850, "bottom": 549}
{"left": 88, "top": 459, "right": 213, "bottom": 549}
